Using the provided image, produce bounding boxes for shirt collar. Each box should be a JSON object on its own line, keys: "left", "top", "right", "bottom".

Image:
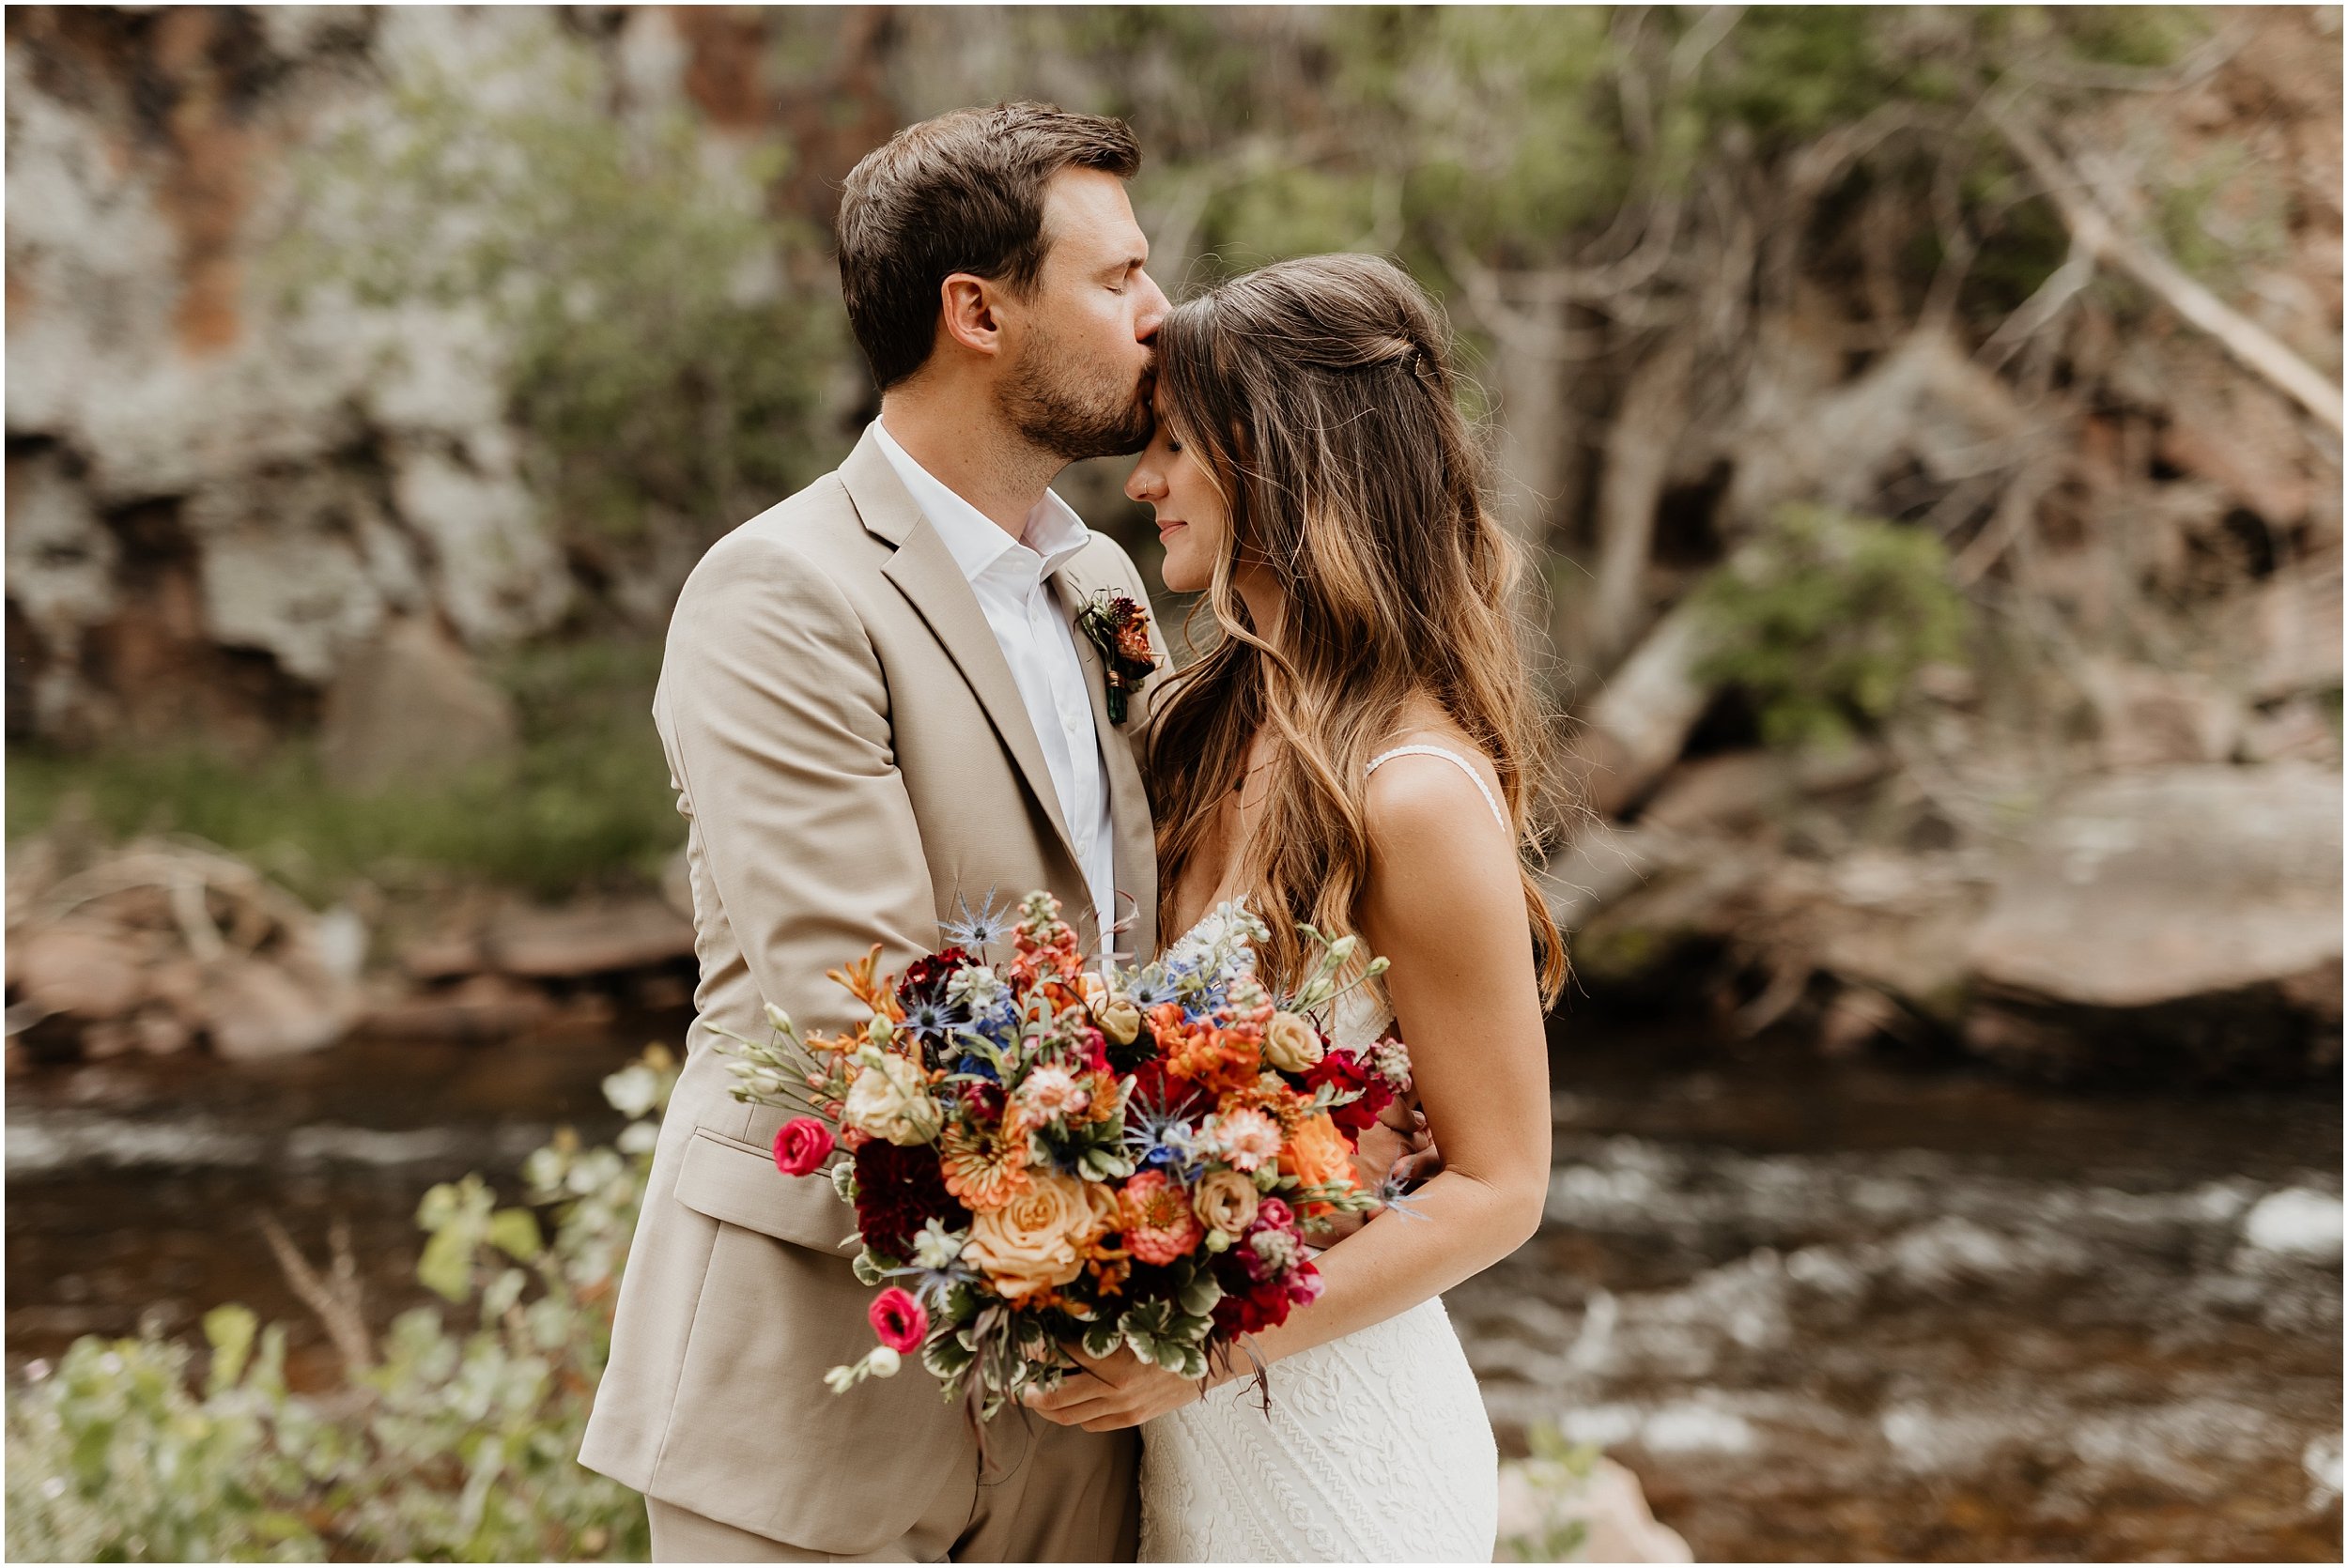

{"left": 869, "top": 419, "right": 1091, "bottom": 586}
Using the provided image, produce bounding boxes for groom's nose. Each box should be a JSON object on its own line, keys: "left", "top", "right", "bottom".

{"left": 1134, "top": 269, "right": 1170, "bottom": 341}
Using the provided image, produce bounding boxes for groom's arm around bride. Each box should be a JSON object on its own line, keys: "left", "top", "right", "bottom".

{"left": 577, "top": 103, "right": 1171, "bottom": 1561}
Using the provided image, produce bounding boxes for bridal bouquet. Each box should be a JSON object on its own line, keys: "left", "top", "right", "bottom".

{"left": 717, "top": 891, "right": 1413, "bottom": 1420}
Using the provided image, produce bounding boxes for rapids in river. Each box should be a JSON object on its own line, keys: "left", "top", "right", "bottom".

{"left": 8, "top": 1014, "right": 2340, "bottom": 1561}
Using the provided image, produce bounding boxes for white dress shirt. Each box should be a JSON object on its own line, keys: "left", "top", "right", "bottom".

{"left": 869, "top": 420, "right": 1119, "bottom": 944}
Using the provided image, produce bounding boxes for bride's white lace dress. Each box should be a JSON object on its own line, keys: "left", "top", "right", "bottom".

{"left": 1139, "top": 746, "right": 1505, "bottom": 1562}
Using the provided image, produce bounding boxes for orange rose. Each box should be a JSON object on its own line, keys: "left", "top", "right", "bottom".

{"left": 963, "top": 1171, "right": 1110, "bottom": 1302}
{"left": 1281, "top": 1113, "right": 1357, "bottom": 1194}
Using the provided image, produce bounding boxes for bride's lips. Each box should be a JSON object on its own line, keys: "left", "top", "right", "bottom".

{"left": 1156, "top": 519, "right": 1187, "bottom": 540}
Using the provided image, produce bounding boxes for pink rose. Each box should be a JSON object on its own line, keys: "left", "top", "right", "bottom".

{"left": 869, "top": 1286, "right": 929, "bottom": 1354}
{"left": 772, "top": 1116, "right": 836, "bottom": 1177}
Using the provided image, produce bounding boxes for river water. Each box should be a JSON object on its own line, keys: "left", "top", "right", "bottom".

{"left": 8, "top": 1014, "right": 2340, "bottom": 1561}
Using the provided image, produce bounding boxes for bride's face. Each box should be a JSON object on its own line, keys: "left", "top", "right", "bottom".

{"left": 1124, "top": 394, "right": 1228, "bottom": 595}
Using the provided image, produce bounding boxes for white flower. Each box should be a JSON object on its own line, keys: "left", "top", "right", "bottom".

{"left": 1207, "top": 1108, "right": 1283, "bottom": 1172}
{"left": 1262, "top": 1011, "right": 1324, "bottom": 1072}
{"left": 600, "top": 1064, "right": 662, "bottom": 1118}
{"left": 1370, "top": 1038, "right": 1413, "bottom": 1095}
{"left": 910, "top": 1220, "right": 967, "bottom": 1270}
{"left": 867, "top": 1346, "right": 903, "bottom": 1377}
{"left": 946, "top": 964, "right": 1006, "bottom": 1010}
{"left": 1013, "top": 1064, "right": 1089, "bottom": 1126}
{"left": 842, "top": 1052, "right": 942, "bottom": 1146}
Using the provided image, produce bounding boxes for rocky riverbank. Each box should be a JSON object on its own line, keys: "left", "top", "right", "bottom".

{"left": 1549, "top": 754, "right": 2341, "bottom": 1084}
{"left": 9, "top": 748, "right": 2340, "bottom": 1088}
{"left": 6, "top": 833, "right": 695, "bottom": 1075}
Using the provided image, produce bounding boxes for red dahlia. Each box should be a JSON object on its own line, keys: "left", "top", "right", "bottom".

{"left": 852, "top": 1138, "right": 969, "bottom": 1260}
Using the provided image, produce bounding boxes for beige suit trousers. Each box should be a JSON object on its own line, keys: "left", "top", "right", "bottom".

{"left": 648, "top": 1412, "right": 1139, "bottom": 1562}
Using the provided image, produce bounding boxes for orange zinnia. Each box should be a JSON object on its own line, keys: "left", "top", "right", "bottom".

{"left": 940, "top": 1118, "right": 1033, "bottom": 1212}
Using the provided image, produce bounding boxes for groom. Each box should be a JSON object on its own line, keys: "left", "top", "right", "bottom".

{"left": 577, "top": 104, "right": 1171, "bottom": 1560}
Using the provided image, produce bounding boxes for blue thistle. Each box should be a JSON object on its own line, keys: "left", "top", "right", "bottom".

{"left": 939, "top": 888, "right": 1016, "bottom": 952}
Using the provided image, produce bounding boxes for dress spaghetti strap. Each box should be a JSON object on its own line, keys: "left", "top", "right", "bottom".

{"left": 1365, "top": 744, "right": 1509, "bottom": 834}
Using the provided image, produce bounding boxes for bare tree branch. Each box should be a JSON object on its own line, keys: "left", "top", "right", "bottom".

{"left": 1978, "top": 234, "right": 2096, "bottom": 370}
{"left": 1988, "top": 102, "right": 2342, "bottom": 433}
{"left": 261, "top": 1212, "right": 375, "bottom": 1377}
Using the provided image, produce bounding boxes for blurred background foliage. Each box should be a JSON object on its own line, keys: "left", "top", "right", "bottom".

{"left": 5, "top": 7, "right": 2340, "bottom": 1562}
{"left": 273, "top": 27, "right": 840, "bottom": 553}
{"left": 8, "top": 3, "right": 2335, "bottom": 900}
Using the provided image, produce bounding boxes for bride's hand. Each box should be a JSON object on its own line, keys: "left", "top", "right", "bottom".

{"left": 1022, "top": 1345, "right": 1219, "bottom": 1432}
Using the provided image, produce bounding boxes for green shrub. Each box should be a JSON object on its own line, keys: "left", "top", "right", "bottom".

{"left": 5, "top": 1051, "right": 676, "bottom": 1562}
{"left": 6, "top": 638, "right": 677, "bottom": 900}
{"left": 1692, "top": 504, "right": 1970, "bottom": 751}
{"left": 1495, "top": 1424, "right": 1603, "bottom": 1562}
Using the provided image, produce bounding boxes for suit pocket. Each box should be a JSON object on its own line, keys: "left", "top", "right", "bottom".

{"left": 671, "top": 1127, "right": 857, "bottom": 1255}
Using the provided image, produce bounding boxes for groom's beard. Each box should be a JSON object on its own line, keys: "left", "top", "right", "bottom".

{"left": 998, "top": 330, "right": 1153, "bottom": 462}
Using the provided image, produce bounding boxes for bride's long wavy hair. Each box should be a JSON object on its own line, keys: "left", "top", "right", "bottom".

{"left": 1144, "top": 253, "right": 1568, "bottom": 1005}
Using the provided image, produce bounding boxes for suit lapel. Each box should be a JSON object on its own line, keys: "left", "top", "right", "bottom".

{"left": 845, "top": 435, "right": 1085, "bottom": 880}
{"left": 1054, "top": 568, "right": 1158, "bottom": 962}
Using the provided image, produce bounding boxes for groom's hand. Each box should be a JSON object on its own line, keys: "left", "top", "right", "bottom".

{"left": 1022, "top": 1345, "right": 1213, "bottom": 1432}
{"left": 1317, "top": 1104, "right": 1439, "bottom": 1243}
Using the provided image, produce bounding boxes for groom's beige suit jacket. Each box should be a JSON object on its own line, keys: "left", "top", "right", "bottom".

{"left": 578, "top": 429, "right": 1162, "bottom": 1553}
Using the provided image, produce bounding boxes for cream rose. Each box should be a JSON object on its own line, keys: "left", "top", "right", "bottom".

{"left": 1193, "top": 1168, "right": 1260, "bottom": 1237}
{"left": 841, "top": 1052, "right": 941, "bottom": 1146}
{"left": 1094, "top": 995, "right": 1142, "bottom": 1047}
{"left": 962, "top": 1171, "right": 1106, "bottom": 1302}
{"left": 1262, "top": 1010, "right": 1324, "bottom": 1072}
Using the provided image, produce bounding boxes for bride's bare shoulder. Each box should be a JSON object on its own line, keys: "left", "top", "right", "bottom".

{"left": 1365, "top": 717, "right": 1502, "bottom": 802}
{"left": 1361, "top": 723, "right": 1509, "bottom": 861}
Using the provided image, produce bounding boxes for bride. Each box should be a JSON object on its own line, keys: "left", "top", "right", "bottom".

{"left": 1027, "top": 253, "right": 1565, "bottom": 1561}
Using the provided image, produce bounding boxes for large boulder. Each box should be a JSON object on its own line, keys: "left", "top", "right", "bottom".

{"left": 5, "top": 837, "right": 365, "bottom": 1064}
{"left": 317, "top": 619, "right": 519, "bottom": 791}
{"left": 1966, "top": 762, "right": 2341, "bottom": 1010}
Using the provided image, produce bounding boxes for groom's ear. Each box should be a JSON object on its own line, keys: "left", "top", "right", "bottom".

{"left": 937, "top": 272, "right": 1007, "bottom": 361}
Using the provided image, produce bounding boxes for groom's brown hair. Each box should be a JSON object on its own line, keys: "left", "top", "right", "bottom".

{"left": 837, "top": 102, "right": 1141, "bottom": 392}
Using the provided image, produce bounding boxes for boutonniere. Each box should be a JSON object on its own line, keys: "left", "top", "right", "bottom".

{"left": 1074, "top": 591, "right": 1160, "bottom": 725}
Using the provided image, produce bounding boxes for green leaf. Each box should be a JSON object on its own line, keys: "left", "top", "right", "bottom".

{"left": 922, "top": 1336, "right": 976, "bottom": 1380}
{"left": 203, "top": 1304, "right": 258, "bottom": 1394}
{"left": 418, "top": 1225, "right": 476, "bottom": 1303}
{"left": 482, "top": 1268, "right": 528, "bottom": 1320}
{"left": 1177, "top": 1272, "right": 1224, "bottom": 1317}
{"left": 487, "top": 1208, "right": 543, "bottom": 1262}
